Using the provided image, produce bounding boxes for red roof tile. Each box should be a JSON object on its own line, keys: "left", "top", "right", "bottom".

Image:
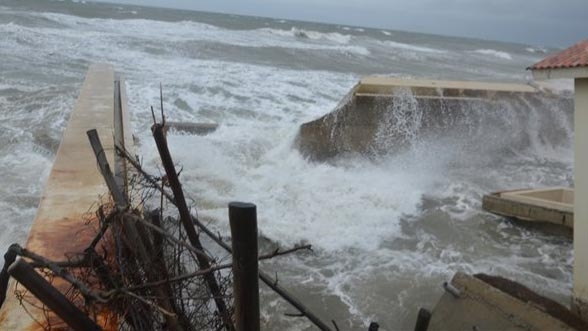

{"left": 529, "top": 40, "right": 588, "bottom": 70}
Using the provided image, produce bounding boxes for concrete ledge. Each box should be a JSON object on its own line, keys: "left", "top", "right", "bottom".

{"left": 165, "top": 122, "right": 219, "bottom": 135}
{"left": 429, "top": 272, "right": 578, "bottom": 330}
{"left": 359, "top": 76, "right": 537, "bottom": 96}
{"left": 483, "top": 187, "right": 574, "bottom": 229}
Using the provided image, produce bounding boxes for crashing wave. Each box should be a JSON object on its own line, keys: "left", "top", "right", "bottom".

{"left": 473, "top": 49, "right": 513, "bottom": 60}
{"left": 383, "top": 40, "right": 446, "bottom": 54}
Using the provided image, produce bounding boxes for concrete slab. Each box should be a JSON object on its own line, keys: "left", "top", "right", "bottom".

{"left": 483, "top": 188, "right": 574, "bottom": 229}
{"left": 428, "top": 272, "right": 578, "bottom": 331}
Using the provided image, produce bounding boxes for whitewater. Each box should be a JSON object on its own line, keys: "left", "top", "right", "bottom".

{"left": 0, "top": 0, "right": 575, "bottom": 329}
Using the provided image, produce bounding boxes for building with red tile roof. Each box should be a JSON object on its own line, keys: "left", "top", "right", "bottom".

{"left": 529, "top": 40, "right": 588, "bottom": 79}
{"left": 530, "top": 39, "right": 588, "bottom": 320}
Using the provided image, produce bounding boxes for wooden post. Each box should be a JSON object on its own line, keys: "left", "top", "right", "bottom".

{"left": 188, "top": 214, "right": 333, "bottom": 331}
{"left": 229, "top": 202, "right": 260, "bottom": 331}
{"left": 414, "top": 308, "right": 431, "bottom": 331}
{"left": 87, "top": 129, "right": 128, "bottom": 209}
{"left": 152, "top": 123, "right": 234, "bottom": 331}
{"left": 0, "top": 244, "right": 18, "bottom": 308}
{"left": 8, "top": 259, "right": 101, "bottom": 331}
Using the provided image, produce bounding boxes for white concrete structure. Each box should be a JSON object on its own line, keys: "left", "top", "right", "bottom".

{"left": 530, "top": 40, "right": 588, "bottom": 320}
{"left": 483, "top": 187, "right": 574, "bottom": 229}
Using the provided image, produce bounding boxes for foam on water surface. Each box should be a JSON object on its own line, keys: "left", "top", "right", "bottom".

{"left": 473, "top": 48, "right": 513, "bottom": 60}
{"left": 382, "top": 40, "right": 447, "bottom": 54}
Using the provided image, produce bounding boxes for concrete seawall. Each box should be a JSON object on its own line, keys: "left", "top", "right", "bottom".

{"left": 0, "top": 64, "right": 130, "bottom": 330}
{"left": 296, "top": 76, "right": 571, "bottom": 161}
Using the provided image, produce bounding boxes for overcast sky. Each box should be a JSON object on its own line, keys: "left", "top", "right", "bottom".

{"left": 102, "top": 0, "right": 587, "bottom": 47}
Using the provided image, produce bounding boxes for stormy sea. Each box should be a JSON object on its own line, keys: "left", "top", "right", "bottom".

{"left": 0, "top": 0, "right": 575, "bottom": 329}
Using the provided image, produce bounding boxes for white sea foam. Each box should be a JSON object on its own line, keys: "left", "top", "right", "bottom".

{"left": 382, "top": 40, "right": 447, "bottom": 54}
{"left": 262, "top": 27, "right": 352, "bottom": 44}
{"left": 162, "top": 139, "right": 425, "bottom": 251}
{"left": 473, "top": 48, "right": 513, "bottom": 60}
{"left": 526, "top": 47, "right": 547, "bottom": 54}
{"left": 534, "top": 79, "right": 573, "bottom": 93}
{"left": 381, "top": 30, "right": 391, "bottom": 36}
{"left": 33, "top": 12, "right": 370, "bottom": 56}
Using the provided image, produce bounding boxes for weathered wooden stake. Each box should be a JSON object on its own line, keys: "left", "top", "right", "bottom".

{"left": 88, "top": 129, "right": 186, "bottom": 330}
{"left": 152, "top": 123, "right": 234, "bottom": 331}
{"left": 87, "top": 129, "right": 128, "bottom": 209}
{"left": 8, "top": 259, "right": 101, "bottom": 331}
{"left": 229, "top": 202, "right": 260, "bottom": 331}
{"left": 0, "top": 244, "right": 18, "bottom": 308}
{"left": 414, "top": 308, "right": 431, "bottom": 331}
{"left": 122, "top": 217, "right": 183, "bottom": 331}
{"left": 189, "top": 214, "right": 333, "bottom": 331}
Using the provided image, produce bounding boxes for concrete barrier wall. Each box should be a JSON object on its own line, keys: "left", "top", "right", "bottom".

{"left": 0, "top": 64, "right": 127, "bottom": 330}
{"left": 295, "top": 77, "right": 572, "bottom": 161}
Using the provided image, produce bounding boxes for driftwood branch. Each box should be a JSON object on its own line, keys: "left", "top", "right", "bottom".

{"left": 8, "top": 259, "right": 101, "bottom": 331}
{"left": 126, "top": 262, "right": 232, "bottom": 292}
{"left": 258, "top": 245, "right": 312, "bottom": 260}
{"left": 115, "top": 145, "right": 175, "bottom": 203}
{"left": 126, "top": 213, "right": 208, "bottom": 260}
{"left": 152, "top": 122, "right": 234, "bottom": 331}
{"left": 12, "top": 245, "right": 106, "bottom": 304}
{"left": 0, "top": 244, "right": 18, "bottom": 308}
{"left": 123, "top": 289, "right": 175, "bottom": 317}
{"left": 87, "top": 129, "right": 128, "bottom": 209}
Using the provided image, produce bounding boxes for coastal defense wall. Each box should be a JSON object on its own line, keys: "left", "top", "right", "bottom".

{"left": 0, "top": 64, "right": 128, "bottom": 330}
{"left": 296, "top": 76, "right": 570, "bottom": 161}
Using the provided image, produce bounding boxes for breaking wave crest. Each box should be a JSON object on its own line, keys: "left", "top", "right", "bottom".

{"left": 473, "top": 48, "right": 513, "bottom": 60}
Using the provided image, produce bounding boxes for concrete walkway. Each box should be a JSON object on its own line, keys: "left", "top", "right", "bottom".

{"left": 0, "top": 63, "right": 121, "bottom": 330}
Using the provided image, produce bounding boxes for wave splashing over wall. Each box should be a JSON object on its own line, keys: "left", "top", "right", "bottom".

{"left": 297, "top": 82, "right": 573, "bottom": 163}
